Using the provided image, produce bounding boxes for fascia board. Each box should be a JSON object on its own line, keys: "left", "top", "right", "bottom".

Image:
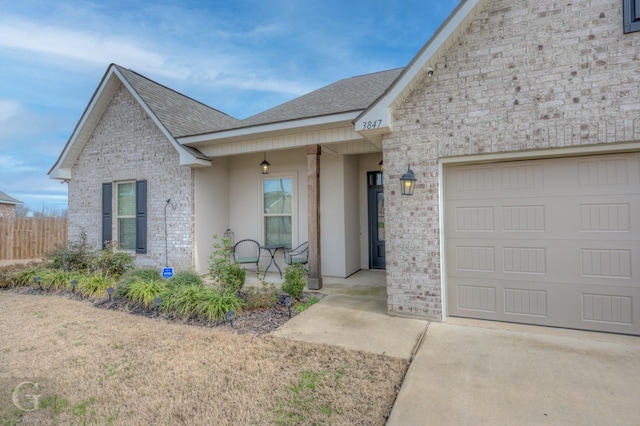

{"left": 48, "top": 66, "right": 121, "bottom": 180}
{"left": 179, "top": 111, "right": 360, "bottom": 147}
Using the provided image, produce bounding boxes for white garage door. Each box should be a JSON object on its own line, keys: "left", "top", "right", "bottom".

{"left": 444, "top": 153, "right": 640, "bottom": 335}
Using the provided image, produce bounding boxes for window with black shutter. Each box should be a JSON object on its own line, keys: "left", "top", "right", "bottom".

{"left": 624, "top": 0, "right": 640, "bottom": 33}
{"left": 103, "top": 179, "right": 146, "bottom": 253}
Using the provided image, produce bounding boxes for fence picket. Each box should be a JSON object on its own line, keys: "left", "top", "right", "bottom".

{"left": 0, "top": 217, "right": 67, "bottom": 261}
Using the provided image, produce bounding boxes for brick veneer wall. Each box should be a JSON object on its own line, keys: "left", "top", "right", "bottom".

{"left": 0, "top": 204, "right": 17, "bottom": 218}
{"left": 69, "top": 85, "right": 195, "bottom": 271}
{"left": 384, "top": 0, "right": 640, "bottom": 319}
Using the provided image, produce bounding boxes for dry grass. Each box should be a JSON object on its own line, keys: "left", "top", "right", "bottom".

{"left": 0, "top": 292, "right": 407, "bottom": 425}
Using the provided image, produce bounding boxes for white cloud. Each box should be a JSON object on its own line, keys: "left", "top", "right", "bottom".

{"left": 0, "top": 99, "right": 23, "bottom": 125}
{"left": 0, "top": 18, "right": 189, "bottom": 80}
{"left": 0, "top": 155, "right": 37, "bottom": 173}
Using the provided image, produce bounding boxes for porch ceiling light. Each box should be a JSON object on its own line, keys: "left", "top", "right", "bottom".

{"left": 379, "top": 160, "right": 384, "bottom": 173}
{"left": 400, "top": 165, "right": 417, "bottom": 196}
{"left": 260, "top": 152, "right": 270, "bottom": 174}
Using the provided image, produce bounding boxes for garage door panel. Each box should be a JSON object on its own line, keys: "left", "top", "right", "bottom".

{"left": 445, "top": 153, "right": 640, "bottom": 335}
{"left": 448, "top": 277, "right": 640, "bottom": 334}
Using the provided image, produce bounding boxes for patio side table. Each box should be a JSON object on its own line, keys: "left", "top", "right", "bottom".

{"left": 260, "top": 243, "right": 287, "bottom": 279}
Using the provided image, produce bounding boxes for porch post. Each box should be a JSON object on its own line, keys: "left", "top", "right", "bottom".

{"left": 307, "top": 144, "right": 322, "bottom": 289}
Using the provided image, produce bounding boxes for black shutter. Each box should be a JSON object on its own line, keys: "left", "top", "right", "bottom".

{"left": 135, "top": 180, "right": 147, "bottom": 254}
{"left": 102, "top": 183, "right": 112, "bottom": 249}
{"left": 624, "top": 0, "right": 640, "bottom": 33}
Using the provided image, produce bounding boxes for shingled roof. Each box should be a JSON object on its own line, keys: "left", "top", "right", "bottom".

{"left": 240, "top": 68, "right": 403, "bottom": 128}
{"left": 0, "top": 191, "right": 22, "bottom": 205}
{"left": 116, "top": 66, "right": 241, "bottom": 138}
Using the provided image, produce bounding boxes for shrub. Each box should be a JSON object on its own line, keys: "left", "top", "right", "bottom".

{"left": 44, "top": 232, "right": 93, "bottom": 272}
{"left": 195, "top": 287, "right": 242, "bottom": 322}
{"left": 163, "top": 283, "right": 204, "bottom": 318}
{"left": 40, "top": 269, "right": 78, "bottom": 291}
{"left": 243, "top": 280, "right": 277, "bottom": 310}
{"left": 282, "top": 264, "right": 308, "bottom": 299}
{"left": 10, "top": 265, "right": 47, "bottom": 287}
{"left": 78, "top": 274, "right": 115, "bottom": 298}
{"left": 92, "top": 242, "right": 134, "bottom": 278}
{"left": 124, "top": 278, "right": 167, "bottom": 309}
{"left": 0, "top": 263, "right": 43, "bottom": 289}
{"left": 168, "top": 270, "right": 203, "bottom": 288}
{"left": 116, "top": 268, "right": 161, "bottom": 298}
{"left": 208, "top": 235, "right": 246, "bottom": 293}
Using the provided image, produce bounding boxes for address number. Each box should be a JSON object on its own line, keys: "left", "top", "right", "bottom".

{"left": 361, "top": 119, "right": 382, "bottom": 130}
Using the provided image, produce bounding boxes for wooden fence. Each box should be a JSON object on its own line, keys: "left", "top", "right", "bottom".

{"left": 0, "top": 217, "right": 68, "bottom": 261}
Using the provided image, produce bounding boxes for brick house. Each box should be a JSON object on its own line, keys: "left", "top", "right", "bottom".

{"left": 51, "top": 0, "right": 639, "bottom": 335}
{"left": 0, "top": 191, "right": 22, "bottom": 218}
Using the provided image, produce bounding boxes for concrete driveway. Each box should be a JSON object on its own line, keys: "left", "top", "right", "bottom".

{"left": 271, "top": 271, "right": 640, "bottom": 425}
{"left": 388, "top": 319, "right": 640, "bottom": 426}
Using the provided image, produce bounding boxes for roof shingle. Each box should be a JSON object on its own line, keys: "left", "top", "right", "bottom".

{"left": 116, "top": 66, "right": 242, "bottom": 138}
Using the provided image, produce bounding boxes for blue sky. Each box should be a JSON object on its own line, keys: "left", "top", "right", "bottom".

{"left": 0, "top": 0, "right": 459, "bottom": 213}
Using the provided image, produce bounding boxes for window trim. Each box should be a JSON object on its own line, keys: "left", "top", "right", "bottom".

{"left": 623, "top": 0, "right": 640, "bottom": 33}
{"left": 116, "top": 180, "right": 137, "bottom": 251}
{"left": 261, "top": 173, "right": 297, "bottom": 248}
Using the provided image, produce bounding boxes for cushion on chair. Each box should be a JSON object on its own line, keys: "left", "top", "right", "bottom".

{"left": 237, "top": 257, "right": 259, "bottom": 264}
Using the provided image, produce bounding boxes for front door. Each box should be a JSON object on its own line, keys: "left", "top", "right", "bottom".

{"left": 368, "top": 172, "right": 385, "bottom": 269}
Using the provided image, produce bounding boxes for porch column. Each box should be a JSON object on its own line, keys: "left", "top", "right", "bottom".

{"left": 307, "top": 144, "right": 322, "bottom": 289}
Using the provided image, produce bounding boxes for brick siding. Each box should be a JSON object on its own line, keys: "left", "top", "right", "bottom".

{"left": 0, "top": 204, "right": 17, "bottom": 218}
{"left": 384, "top": 0, "right": 640, "bottom": 319}
{"left": 69, "top": 85, "right": 195, "bottom": 271}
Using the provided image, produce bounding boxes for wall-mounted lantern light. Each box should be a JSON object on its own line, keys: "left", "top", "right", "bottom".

{"left": 400, "top": 165, "right": 417, "bottom": 195}
{"left": 379, "top": 160, "right": 384, "bottom": 173}
{"left": 260, "top": 152, "right": 270, "bottom": 174}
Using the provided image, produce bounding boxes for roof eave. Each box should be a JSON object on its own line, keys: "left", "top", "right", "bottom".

{"left": 179, "top": 111, "right": 361, "bottom": 147}
{"left": 355, "top": 0, "right": 487, "bottom": 136}
{"left": 48, "top": 64, "right": 210, "bottom": 181}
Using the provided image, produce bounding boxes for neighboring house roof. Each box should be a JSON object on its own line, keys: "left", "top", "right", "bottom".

{"left": 356, "top": 0, "right": 488, "bottom": 137}
{"left": 241, "top": 68, "right": 404, "bottom": 127}
{"left": 0, "top": 191, "right": 23, "bottom": 205}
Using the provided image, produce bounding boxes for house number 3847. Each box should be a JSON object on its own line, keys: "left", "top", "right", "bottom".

{"left": 361, "top": 120, "right": 382, "bottom": 129}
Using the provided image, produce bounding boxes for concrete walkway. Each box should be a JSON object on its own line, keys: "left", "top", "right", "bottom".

{"left": 272, "top": 271, "right": 640, "bottom": 426}
{"left": 273, "top": 271, "right": 428, "bottom": 359}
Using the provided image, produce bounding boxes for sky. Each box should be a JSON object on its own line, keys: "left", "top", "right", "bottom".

{"left": 0, "top": 0, "right": 460, "bottom": 213}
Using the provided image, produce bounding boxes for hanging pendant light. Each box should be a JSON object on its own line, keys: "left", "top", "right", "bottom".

{"left": 260, "top": 152, "right": 270, "bottom": 174}
{"left": 379, "top": 160, "right": 384, "bottom": 173}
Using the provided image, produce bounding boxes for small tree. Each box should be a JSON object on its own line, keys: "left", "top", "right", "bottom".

{"left": 208, "top": 235, "right": 246, "bottom": 293}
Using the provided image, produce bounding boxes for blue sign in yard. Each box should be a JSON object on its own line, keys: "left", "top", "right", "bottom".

{"left": 162, "top": 267, "right": 174, "bottom": 279}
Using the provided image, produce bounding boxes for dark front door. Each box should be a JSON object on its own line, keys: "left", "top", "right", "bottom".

{"left": 368, "top": 172, "right": 385, "bottom": 269}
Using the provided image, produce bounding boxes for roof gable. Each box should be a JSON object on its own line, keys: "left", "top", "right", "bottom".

{"left": 49, "top": 64, "right": 234, "bottom": 180}
{"left": 356, "top": 0, "right": 488, "bottom": 136}
{"left": 115, "top": 66, "right": 240, "bottom": 137}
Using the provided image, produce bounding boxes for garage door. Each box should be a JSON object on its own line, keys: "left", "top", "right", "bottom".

{"left": 444, "top": 153, "right": 640, "bottom": 335}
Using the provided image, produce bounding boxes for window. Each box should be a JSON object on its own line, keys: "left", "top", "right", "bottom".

{"left": 117, "top": 182, "right": 136, "bottom": 250}
{"left": 624, "top": 0, "right": 640, "bottom": 33}
{"left": 102, "top": 180, "right": 146, "bottom": 253}
{"left": 263, "top": 177, "right": 292, "bottom": 247}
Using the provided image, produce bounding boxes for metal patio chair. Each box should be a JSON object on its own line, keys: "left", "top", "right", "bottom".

{"left": 232, "top": 239, "right": 261, "bottom": 271}
{"left": 283, "top": 241, "right": 309, "bottom": 269}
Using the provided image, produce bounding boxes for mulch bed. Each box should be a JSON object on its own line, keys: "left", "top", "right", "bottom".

{"left": 8, "top": 286, "right": 319, "bottom": 336}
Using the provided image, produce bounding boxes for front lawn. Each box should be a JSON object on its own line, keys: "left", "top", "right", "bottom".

{"left": 0, "top": 292, "right": 407, "bottom": 425}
